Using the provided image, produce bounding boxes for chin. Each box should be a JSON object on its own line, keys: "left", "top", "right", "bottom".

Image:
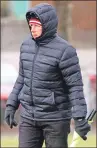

{"left": 33, "top": 37, "right": 37, "bottom": 39}
{"left": 33, "top": 36, "right": 37, "bottom": 39}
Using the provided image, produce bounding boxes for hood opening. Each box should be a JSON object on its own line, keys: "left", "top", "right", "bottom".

{"left": 26, "top": 11, "right": 45, "bottom": 41}
{"left": 25, "top": 3, "right": 58, "bottom": 43}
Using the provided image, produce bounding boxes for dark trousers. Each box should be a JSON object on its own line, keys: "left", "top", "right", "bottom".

{"left": 19, "top": 117, "right": 70, "bottom": 148}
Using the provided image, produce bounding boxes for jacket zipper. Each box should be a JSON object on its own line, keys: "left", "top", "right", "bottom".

{"left": 31, "top": 43, "right": 39, "bottom": 103}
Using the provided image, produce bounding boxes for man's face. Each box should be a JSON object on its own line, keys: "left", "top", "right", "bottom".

{"left": 29, "top": 23, "right": 42, "bottom": 39}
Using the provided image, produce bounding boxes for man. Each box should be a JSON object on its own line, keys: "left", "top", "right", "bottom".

{"left": 5, "top": 3, "right": 90, "bottom": 148}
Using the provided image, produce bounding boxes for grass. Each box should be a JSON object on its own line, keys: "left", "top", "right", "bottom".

{"left": 1, "top": 133, "right": 96, "bottom": 147}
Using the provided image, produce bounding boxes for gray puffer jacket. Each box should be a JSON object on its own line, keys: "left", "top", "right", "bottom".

{"left": 6, "top": 3, "right": 87, "bottom": 121}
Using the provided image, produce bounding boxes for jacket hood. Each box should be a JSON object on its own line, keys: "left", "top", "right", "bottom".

{"left": 26, "top": 3, "right": 58, "bottom": 44}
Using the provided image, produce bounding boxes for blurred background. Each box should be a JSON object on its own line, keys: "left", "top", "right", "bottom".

{"left": 1, "top": 1, "right": 96, "bottom": 147}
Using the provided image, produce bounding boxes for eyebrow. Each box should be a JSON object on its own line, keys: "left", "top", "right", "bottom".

{"left": 29, "top": 24, "right": 42, "bottom": 27}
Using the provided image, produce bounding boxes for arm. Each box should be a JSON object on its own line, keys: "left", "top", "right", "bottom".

{"left": 59, "top": 46, "right": 87, "bottom": 119}
{"left": 6, "top": 49, "right": 24, "bottom": 110}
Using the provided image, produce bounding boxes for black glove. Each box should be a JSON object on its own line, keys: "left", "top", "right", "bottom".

{"left": 74, "top": 118, "right": 91, "bottom": 140}
{"left": 5, "top": 105, "right": 17, "bottom": 128}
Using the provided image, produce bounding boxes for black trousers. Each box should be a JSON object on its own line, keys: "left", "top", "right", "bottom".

{"left": 19, "top": 117, "right": 70, "bottom": 148}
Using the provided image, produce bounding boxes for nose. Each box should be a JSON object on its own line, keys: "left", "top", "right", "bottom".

{"left": 31, "top": 25, "right": 35, "bottom": 32}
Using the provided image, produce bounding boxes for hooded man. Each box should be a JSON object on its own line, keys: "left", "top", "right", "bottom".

{"left": 5, "top": 3, "right": 90, "bottom": 148}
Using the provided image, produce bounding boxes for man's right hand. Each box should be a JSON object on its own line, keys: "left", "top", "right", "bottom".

{"left": 74, "top": 118, "right": 91, "bottom": 140}
{"left": 5, "top": 105, "right": 17, "bottom": 128}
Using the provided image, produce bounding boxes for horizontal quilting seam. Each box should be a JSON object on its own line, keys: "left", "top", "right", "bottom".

{"left": 63, "top": 55, "right": 77, "bottom": 62}
{"left": 24, "top": 84, "right": 30, "bottom": 89}
{"left": 69, "top": 89, "right": 83, "bottom": 93}
{"left": 24, "top": 76, "right": 30, "bottom": 80}
{"left": 43, "top": 45, "right": 61, "bottom": 51}
{"left": 24, "top": 68, "right": 32, "bottom": 71}
{"left": 14, "top": 86, "right": 22, "bottom": 91}
{"left": 61, "top": 63, "right": 78, "bottom": 71}
{"left": 73, "top": 104, "right": 86, "bottom": 107}
{"left": 67, "top": 77, "right": 82, "bottom": 84}
{"left": 65, "top": 70, "right": 81, "bottom": 78}
{"left": 37, "top": 62, "right": 56, "bottom": 67}
{"left": 39, "top": 8, "right": 54, "bottom": 16}
{"left": 70, "top": 96, "right": 84, "bottom": 100}
{"left": 44, "top": 16, "right": 57, "bottom": 24}
{"left": 24, "top": 93, "right": 30, "bottom": 96}
{"left": 16, "top": 80, "right": 23, "bottom": 84}
{"left": 21, "top": 51, "right": 35, "bottom": 55}
{"left": 22, "top": 59, "right": 33, "bottom": 63}
{"left": 61, "top": 61, "right": 78, "bottom": 70}
{"left": 61, "top": 55, "right": 77, "bottom": 63}
{"left": 38, "top": 53, "right": 60, "bottom": 60}
{"left": 64, "top": 78, "right": 82, "bottom": 85}
{"left": 33, "top": 79, "right": 60, "bottom": 82}
{"left": 43, "top": 17, "right": 57, "bottom": 24}
{"left": 33, "top": 70, "right": 56, "bottom": 73}
{"left": 32, "top": 87, "right": 51, "bottom": 90}
{"left": 34, "top": 86, "right": 60, "bottom": 88}
{"left": 34, "top": 79, "right": 60, "bottom": 82}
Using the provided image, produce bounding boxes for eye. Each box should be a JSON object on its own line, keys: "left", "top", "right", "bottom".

{"left": 35, "top": 24, "right": 39, "bottom": 27}
{"left": 29, "top": 24, "right": 42, "bottom": 28}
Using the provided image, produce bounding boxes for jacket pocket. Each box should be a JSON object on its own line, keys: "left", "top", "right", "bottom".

{"left": 35, "top": 92, "right": 57, "bottom": 112}
{"left": 42, "top": 92, "right": 55, "bottom": 106}
{"left": 33, "top": 92, "right": 55, "bottom": 106}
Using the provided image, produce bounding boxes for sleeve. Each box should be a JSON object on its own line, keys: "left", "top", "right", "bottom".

{"left": 59, "top": 46, "right": 87, "bottom": 119}
{"left": 6, "top": 49, "right": 24, "bottom": 109}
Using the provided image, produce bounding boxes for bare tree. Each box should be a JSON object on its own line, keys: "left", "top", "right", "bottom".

{"left": 54, "top": 1, "right": 70, "bottom": 40}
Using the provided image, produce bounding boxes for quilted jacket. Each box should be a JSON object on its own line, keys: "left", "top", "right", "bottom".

{"left": 6, "top": 3, "right": 87, "bottom": 121}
